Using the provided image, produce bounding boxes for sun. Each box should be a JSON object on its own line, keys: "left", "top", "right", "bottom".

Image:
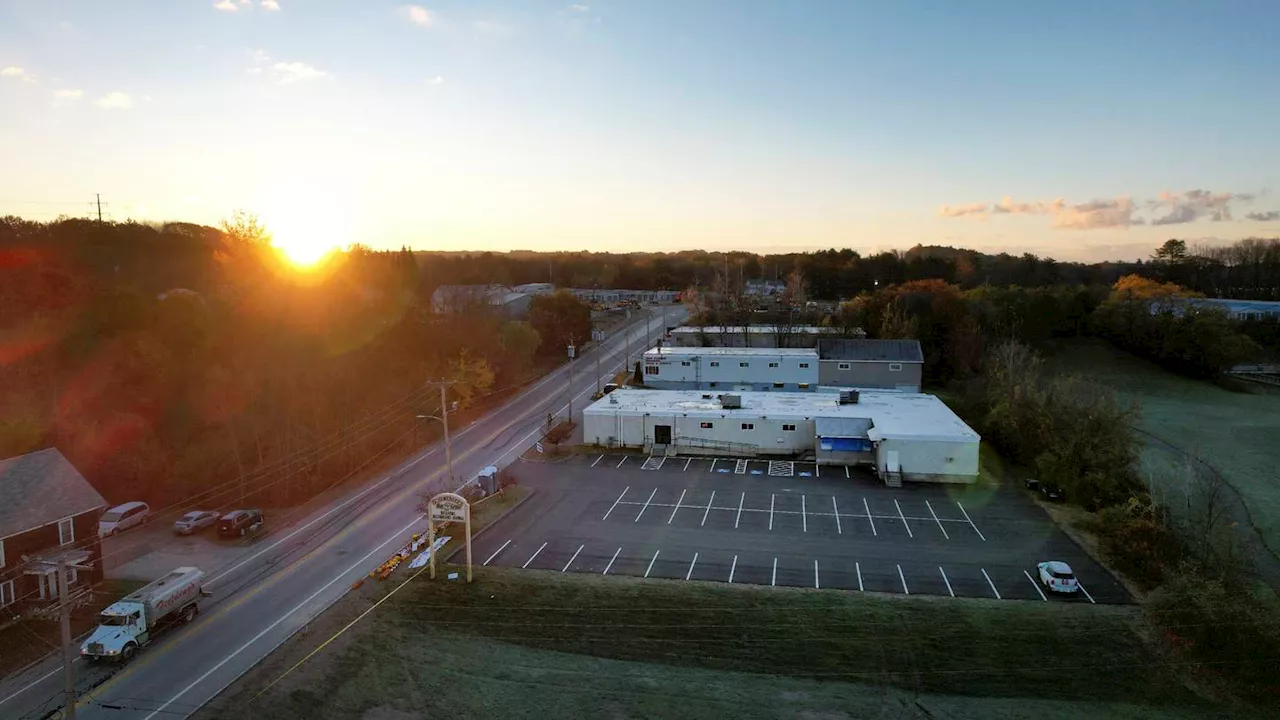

{"left": 260, "top": 188, "right": 354, "bottom": 268}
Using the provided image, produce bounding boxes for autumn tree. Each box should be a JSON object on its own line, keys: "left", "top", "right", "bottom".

{"left": 528, "top": 290, "right": 592, "bottom": 357}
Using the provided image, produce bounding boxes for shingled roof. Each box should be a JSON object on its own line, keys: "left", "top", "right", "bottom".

{"left": 0, "top": 449, "right": 107, "bottom": 537}
{"left": 818, "top": 338, "right": 924, "bottom": 363}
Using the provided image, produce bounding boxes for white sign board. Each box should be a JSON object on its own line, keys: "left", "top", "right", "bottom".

{"left": 429, "top": 494, "right": 468, "bottom": 523}
{"left": 535, "top": 442, "right": 544, "bottom": 454}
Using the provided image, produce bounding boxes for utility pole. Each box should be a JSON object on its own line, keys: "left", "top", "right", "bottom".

{"left": 595, "top": 329, "right": 601, "bottom": 396}
{"left": 440, "top": 384, "right": 454, "bottom": 485}
{"left": 58, "top": 557, "right": 77, "bottom": 720}
{"left": 567, "top": 338, "right": 576, "bottom": 422}
{"left": 95, "top": 194, "right": 103, "bottom": 223}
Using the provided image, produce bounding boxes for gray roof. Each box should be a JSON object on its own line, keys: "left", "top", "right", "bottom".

{"left": 819, "top": 339, "right": 924, "bottom": 363}
{"left": 0, "top": 448, "right": 107, "bottom": 538}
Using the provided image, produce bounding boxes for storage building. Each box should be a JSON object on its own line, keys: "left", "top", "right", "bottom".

{"left": 641, "top": 347, "right": 819, "bottom": 391}
{"left": 667, "top": 325, "right": 838, "bottom": 348}
{"left": 817, "top": 339, "right": 923, "bottom": 392}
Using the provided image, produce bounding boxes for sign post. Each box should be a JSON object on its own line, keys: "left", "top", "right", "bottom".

{"left": 426, "top": 492, "right": 473, "bottom": 582}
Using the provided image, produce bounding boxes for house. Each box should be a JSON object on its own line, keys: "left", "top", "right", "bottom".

{"left": 817, "top": 339, "right": 924, "bottom": 392}
{"left": 0, "top": 449, "right": 108, "bottom": 614}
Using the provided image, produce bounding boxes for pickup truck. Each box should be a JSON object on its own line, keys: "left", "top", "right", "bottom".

{"left": 80, "top": 566, "right": 208, "bottom": 662}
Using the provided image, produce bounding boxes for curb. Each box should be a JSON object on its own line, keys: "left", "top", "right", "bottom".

{"left": 444, "top": 488, "right": 537, "bottom": 563}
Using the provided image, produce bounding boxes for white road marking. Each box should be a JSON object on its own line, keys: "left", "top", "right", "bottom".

{"left": 894, "top": 499, "right": 914, "bottom": 538}
{"left": 616, "top": 456, "right": 628, "bottom": 468}
{"left": 735, "top": 492, "right": 745, "bottom": 529}
{"left": 683, "top": 458, "right": 692, "bottom": 472}
{"left": 925, "top": 500, "right": 950, "bottom": 540}
{"left": 769, "top": 493, "right": 776, "bottom": 530}
{"left": 603, "top": 547, "right": 621, "bottom": 575}
{"left": 685, "top": 552, "right": 699, "bottom": 580}
{"left": 1024, "top": 570, "right": 1048, "bottom": 601}
{"left": 982, "top": 568, "right": 1002, "bottom": 599}
{"left": 939, "top": 567, "right": 954, "bottom": 597}
{"left": 667, "top": 488, "right": 687, "bottom": 524}
{"left": 771, "top": 557, "right": 777, "bottom": 587}
{"left": 898, "top": 564, "right": 909, "bottom": 594}
{"left": 522, "top": 542, "right": 549, "bottom": 568}
{"left": 856, "top": 562, "right": 863, "bottom": 591}
{"left": 644, "top": 549, "right": 660, "bottom": 578}
{"left": 709, "top": 458, "right": 718, "bottom": 473}
{"left": 801, "top": 495, "right": 808, "bottom": 533}
{"left": 832, "top": 496, "right": 842, "bottom": 534}
{"left": 957, "top": 501, "right": 986, "bottom": 541}
{"left": 591, "top": 454, "right": 604, "bottom": 468}
{"left": 1078, "top": 582, "right": 1096, "bottom": 604}
{"left": 845, "top": 466, "right": 850, "bottom": 479}
{"left": 483, "top": 539, "right": 512, "bottom": 566}
{"left": 814, "top": 560, "right": 820, "bottom": 589}
{"left": 700, "top": 490, "right": 716, "bottom": 526}
{"left": 863, "top": 497, "right": 877, "bottom": 536}
{"left": 602, "top": 485, "right": 630, "bottom": 520}
{"left": 815, "top": 463, "right": 820, "bottom": 478}
{"left": 562, "top": 544, "right": 584, "bottom": 573}
{"left": 138, "top": 514, "right": 426, "bottom": 720}
{"left": 728, "top": 555, "right": 738, "bottom": 584}
{"left": 634, "top": 487, "right": 658, "bottom": 522}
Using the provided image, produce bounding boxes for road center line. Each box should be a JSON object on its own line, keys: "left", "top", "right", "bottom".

{"left": 801, "top": 495, "right": 808, "bottom": 533}
{"left": 957, "top": 500, "right": 986, "bottom": 541}
{"left": 602, "top": 485, "right": 630, "bottom": 521}
{"left": 633, "top": 487, "right": 658, "bottom": 522}
{"left": 939, "top": 566, "right": 954, "bottom": 597}
{"left": 832, "top": 496, "right": 842, "bottom": 534}
{"left": 769, "top": 493, "right": 776, "bottom": 530}
{"left": 562, "top": 544, "right": 584, "bottom": 573}
{"left": 894, "top": 498, "right": 914, "bottom": 538}
{"left": 482, "top": 539, "right": 512, "bottom": 566}
{"left": 667, "top": 488, "right": 687, "bottom": 524}
{"left": 644, "top": 549, "right": 660, "bottom": 578}
{"left": 728, "top": 555, "right": 738, "bottom": 584}
{"left": 925, "top": 499, "right": 950, "bottom": 539}
{"left": 701, "top": 490, "right": 716, "bottom": 526}
{"left": 863, "top": 497, "right": 877, "bottom": 536}
{"left": 981, "top": 568, "right": 1002, "bottom": 599}
{"left": 735, "top": 492, "right": 745, "bottom": 529}
{"left": 522, "top": 542, "right": 548, "bottom": 569}
{"left": 897, "top": 564, "right": 909, "bottom": 594}
{"left": 685, "top": 552, "right": 699, "bottom": 580}
{"left": 1024, "top": 570, "right": 1048, "bottom": 601}
{"left": 591, "top": 454, "right": 604, "bottom": 468}
{"left": 856, "top": 562, "right": 863, "bottom": 591}
{"left": 603, "top": 547, "right": 622, "bottom": 575}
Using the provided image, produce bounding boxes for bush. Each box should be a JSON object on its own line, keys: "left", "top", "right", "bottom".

{"left": 1085, "top": 498, "right": 1182, "bottom": 590}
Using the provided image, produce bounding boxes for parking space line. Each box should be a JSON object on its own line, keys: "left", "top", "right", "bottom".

{"left": 898, "top": 564, "right": 909, "bottom": 594}
{"left": 957, "top": 501, "right": 986, "bottom": 541}
{"left": 1078, "top": 582, "right": 1097, "bottom": 604}
{"left": 603, "top": 547, "right": 621, "bottom": 575}
{"left": 562, "top": 544, "right": 585, "bottom": 572}
{"left": 845, "top": 466, "right": 850, "bottom": 479}
{"left": 644, "top": 550, "right": 660, "bottom": 578}
{"left": 894, "top": 499, "right": 914, "bottom": 538}
{"left": 1024, "top": 570, "right": 1048, "bottom": 601}
{"left": 816, "top": 463, "right": 820, "bottom": 478}
{"left": 686, "top": 552, "right": 699, "bottom": 580}
{"left": 925, "top": 500, "right": 950, "bottom": 540}
{"left": 801, "top": 495, "right": 808, "bottom": 533}
{"left": 939, "top": 567, "right": 954, "bottom": 597}
{"left": 616, "top": 456, "right": 628, "bottom": 468}
{"left": 735, "top": 492, "right": 745, "bottom": 528}
{"left": 602, "top": 485, "right": 630, "bottom": 520}
{"left": 981, "top": 568, "right": 1002, "bottom": 599}
{"left": 814, "top": 560, "right": 820, "bottom": 589}
{"left": 683, "top": 458, "right": 692, "bottom": 472}
{"left": 863, "top": 497, "right": 877, "bottom": 536}
{"left": 522, "top": 542, "right": 548, "bottom": 568}
{"left": 701, "top": 490, "right": 716, "bottom": 526}
{"left": 667, "top": 488, "right": 687, "bottom": 524}
{"left": 710, "top": 458, "right": 718, "bottom": 473}
{"left": 832, "top": 497, "right": 842, "bottom": 534}
{"left": 856, "top": 562, "right": 863, "bottom": 591}
{"left": 483, "top": 539, "right": 512, "bottom": 566}
{"left": 771, "top": 558, "right": 777, "bottom": 587}
{"left": 591, "top": 455, "right": 604, "bottom": 468}
{"left": 769, "top": 493, "right": 776, "bottom": 530}
{"left": 634, "top": 487, "right": 659, "bottom": 522}
{"left": 729, "top": 555, "right": 738, "bottom": 584}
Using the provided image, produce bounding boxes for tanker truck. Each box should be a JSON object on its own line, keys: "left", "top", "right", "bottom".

{"left": 81, "top": 566, "right": 208, "bottom": 662}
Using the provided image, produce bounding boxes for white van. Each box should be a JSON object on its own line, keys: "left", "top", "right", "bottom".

{"left": 99, "top": 501, "right": 151, "bottom": 537}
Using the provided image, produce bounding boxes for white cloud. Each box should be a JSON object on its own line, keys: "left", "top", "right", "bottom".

{"left": 404, "top": 5, "right": 432, "bottom": 27}
{"left": 213, "top": 0, "right": 238, "bottom": 11}
{"left": 261, "top": 0, "right": 280, "bottom": 10}
{"left": 53, "top": 88, "right": 83, "bottom": 100}
{"left": 569, "top": 4, "right": 590, "bottom": 11}
{"left": 936, "top": 202, "right": 990, "bottom": 219}
{"left": 272, "top": 61, "right": 325, "bottom": 84}
{"left": 426, "top": 75, "right": 444, "bottom": 85}
{"left": 94, "top": 92, "right": 132, "bottom": 109}
{"left": 1, "top": 66, "right": 24, "bottom": 77}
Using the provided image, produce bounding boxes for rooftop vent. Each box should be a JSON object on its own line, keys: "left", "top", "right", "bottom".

{"left": 838, "top": 389, "right": 859, "bottom": 405}
{"left": 720, "top": 393, "right": 742, "bottom": 409}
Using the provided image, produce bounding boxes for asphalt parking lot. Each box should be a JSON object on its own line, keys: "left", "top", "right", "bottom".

{"left": 474, "top": 454, "right": 1129, "bottom": 604}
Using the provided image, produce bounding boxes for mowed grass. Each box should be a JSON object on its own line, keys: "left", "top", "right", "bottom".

{"left": 1047, "top": 338, "right": 1280, "bottom": 555}
{"left": 237, "top": 568, "right": 1213, "bottom": 719}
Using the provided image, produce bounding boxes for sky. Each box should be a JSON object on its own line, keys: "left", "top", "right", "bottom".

{"left": 2, "top": 0, "right": 1279, "bottom": 262}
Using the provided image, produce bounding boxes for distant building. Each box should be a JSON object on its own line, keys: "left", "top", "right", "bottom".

{"left": 513, "top": 283, "right": 556, "bottom": 296}
{"left": 668, "top": 325, "right": 839, "bottom": 348}
{"left": 570, "top": 288, "right": 678, "bottom": 305}
{"left": 431, "top": 285, "right": 532, "bottom": 317}
{"left": 744, "top": 279, "right": 787, "bottom": 297}
{"left": 817, "top": 339, "right": 924, "bottom": 393}
{"left": 642, "top": 347, "right": 819, "bottom": 392}
{"left": 1179, "top": 298, "right": 1280, "bottom": 321}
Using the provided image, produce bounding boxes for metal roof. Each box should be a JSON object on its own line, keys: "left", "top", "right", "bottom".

{"left": 0, "top": 448, "right": 107, "bottom": 538}
{"left": 644, "top": 346, "right": 818, "bottom": 357}
{"left": 818, "top": 339, "right": 924, "bottom": 363}
{"left": 669, "top": 325, "right": 834, "bottom": 334}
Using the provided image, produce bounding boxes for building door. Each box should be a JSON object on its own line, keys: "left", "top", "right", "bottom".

{"left": 654, "top": 425, "right": 672, "bottom": 445}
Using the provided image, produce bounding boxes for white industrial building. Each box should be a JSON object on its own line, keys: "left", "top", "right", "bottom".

{"left": 641, "top": 347, "right": 819, "bottom": 391}
{"left": 583, "top": 389, "right": 980, "bottom": 484}
{"left": 667, "top": 325, "right": 839, "bottom": 348}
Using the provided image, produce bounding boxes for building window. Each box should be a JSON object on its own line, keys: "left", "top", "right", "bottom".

{"left": 838, "top": 362, "right": 851, "bottom": 370}
{"left": 768, "top": 362, "right": 779, "bottom": 368}
{"left": 0, "top": 580, "right": 14, "bottom": 608}
{"left": 799, "top": 363, "right": 809, "bottom": 368}
{"left": 710, "top": 361, "right": 720, "bottom": 367}
{"left": 773, "top": 382, "right": 783, "bottom": 388}
{"left": 783, "top": 424, "right": 796, "bottom": 432}
{"left": 798, "top": 383, "right": 810, "bottom": 389}
{"left": 739, "top": 362, "right": 749, "bottom": 367}
{"left": 645, "top": 365, "right": 660, "bottom": 375}
{"left": 681, "top": 361, "right": 691, "bottom": 366}
{"left": 741, "top": 423, "right": 754, "bottom": 430}
{"left": 58, "top": 518, "right": 74, "bottom": 546}
{"left": 889, "top": 363, "right": 903, "bottom": 372}
{"left": 709, "top": 382, "right": 718, "bottom": 388}
{"left": 700, "top": 422, "right": 714, "bottom": 429}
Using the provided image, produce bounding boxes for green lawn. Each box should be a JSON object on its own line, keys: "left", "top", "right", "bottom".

{"left": 1046, "top": 338, "right": 1280, "bottom": 556}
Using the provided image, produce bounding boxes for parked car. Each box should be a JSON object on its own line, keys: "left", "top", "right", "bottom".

{"left": 602, "top": 383, "right": 619, "bottom": 394}
{"left": 1040, "top": 483, "right": 1066, "bottom": 502}
{"left": 217, "top": 509, "right": 265, "bottom": 538}
{"left": 1037, "top": 561, "right": 1079, "bottom": 594}
{"left": 99, "top": 501, "right": 151, "bottom": 537}
{"left": 1023, "top": 478, "right": 1040, "bottom": 491}
{"left": 172, "top": 510, "right": 220, "bottom": 535}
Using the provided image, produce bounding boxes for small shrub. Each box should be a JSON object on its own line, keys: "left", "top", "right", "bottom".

{"left": 1084, "top": 498, "right": 1181, "bottom": 590}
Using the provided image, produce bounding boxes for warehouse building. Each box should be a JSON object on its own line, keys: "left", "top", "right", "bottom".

{"left": 667, "top": 325, "right": 839, "bottom": 348}
{"left": 583, "top": 388, "right": 980, "bottom": 484}
{"left": 641, "top": 347, "right": 819, "bottom": 392}
{"left": 817, "top": 339, "right": 924, "bottom": 393}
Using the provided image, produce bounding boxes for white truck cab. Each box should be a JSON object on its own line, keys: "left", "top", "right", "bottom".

{"left": 81, "top": 566, "right": 207, "bottom": 662}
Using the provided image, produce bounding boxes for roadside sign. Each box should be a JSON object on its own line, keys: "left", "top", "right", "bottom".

{"left": 426, "top": 492, "right": 473, "bottom": 582}
{"left": 535, "top": 442, "right": 544, "bottom": 454}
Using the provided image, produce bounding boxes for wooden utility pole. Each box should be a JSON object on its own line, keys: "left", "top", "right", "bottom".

{"left": 58, "top": 557, "right": 76, "bottom": 720}
{"left": 567, "top": 338, "right": 576, "bottom": 421}
{"left": 440, "top": 383, "right": 454, "bottom": 485}
{"left": 95, "top": 194, "right": 103, "bottom": 223}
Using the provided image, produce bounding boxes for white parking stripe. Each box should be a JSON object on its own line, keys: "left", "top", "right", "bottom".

{"left": 483, "top": 539, "right": 512, "bottom": 566}
{"left": 602, "top": 485, "right": 630, "bottom": 520}
{"left": 982, "top": 568, "right": 1002, "bottom": 599}
{"left": 925, "top": 500, "right": 950, "bottom": 539}
{"left": 845, "top": 465, "right": 850, "bottom": 479}
{"left": 683, "top": 458, "right": 692, "bottom": 472}
{"left": 522, "top": 542, "right": 548, "bottom": 568}
{"left": 591, "top": 454, "right": 604, "bottom": 467}
{"left": 863, "top": 497, "right": 877, "bottom": 536}
{"left": 735, "top": 492, "right": 745, "bottom": 528}
{"left": 771, "top": 557, "right": 777, "bottom": 587}
{"left": 898, "top": 564, "right": 909, "bottom": 594}
{"left": 700, "top": 490, "right": 716, "bottom": 526}
{"left": 685, "top": 552, "right": 699, "bottom": 580}
{"left": 644, "top": 549, "right": 660, "bottom": 578}
{"left": 1024, "top": 570, "right": 1048, "bottom": 601}
{"left": 728, "top": 555, "right": 738, "bottom": 584}
{"left": 616, "top": 456, "right": 628, "bottom": 468}
{"left": 801, "top": 495, "right": 807, "bottom": 533}
{"left": 603, "top": 547, "right": 621, "bottom": 575}
{"left": 957, "top": 501, "right": 986, "bottom": 541}
{"left": 634, "top": 487, "right": 658, "bottom": 522}
{"left": 816, "top": 463, "right": 820, "bottom": 477}
{"left": 562, "top": 544, "right": 584, "bottom": 572}
{"left": 832, "top": 496, "right": 842, "bottom": 534}
{"left": 814, "top": 560, "right": 820, "bottom": 589}
{"left": 856, "top": 562, "right": 863, "bottom": 591}
{"left": 894, "top": 499, "right": 914, "bottom": 538}
{"left": 939, "top": 567, "right": 954, "bottom": 597}
{"left": 1078, "top": 582, "right": 1097, "bottom": 604}
{"left": 769, "top": 493, "right": 776, "bottom": 530}
{"left": 667, "top": 488, "right": 687, "bottom": 524}
{"left": 709, "top": 458, "right": 718, "bottom": 473}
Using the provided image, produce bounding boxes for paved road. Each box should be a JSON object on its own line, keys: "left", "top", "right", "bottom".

{"left": 0, "top": 305, "right": 683, "bottom": 720}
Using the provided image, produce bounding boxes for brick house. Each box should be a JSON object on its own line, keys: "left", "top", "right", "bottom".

{"left": 0, "top": 448, "right": 108, "bottom": 616}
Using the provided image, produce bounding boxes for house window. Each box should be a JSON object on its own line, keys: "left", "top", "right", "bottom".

{"left": 58, "top": 518, "right": 74, "bottom": 546}
{"left": 646, "top": 365, "right": 660, "bottom": 375}
{"left": 783, "top": 424, "right": 796, "bottom": 432}
{"left": 741, "top": 423, "right": 754, "bottom": 430}
{"left": 739, "top": 362, "right": 749, "bottom": 367}
{"left": 0, "top": 580, "right": 14, "bottom": 608}
{"left": 799, "top": 363, "right": 809, "bottom": 368}
{"left": 798, "top": 383, "right": 810, "bottom": 389}
{"left": 889, "top": 363, "right": 903, "bottom": 372}
{"left": 768, "top": 362, "right": 779, "bottom": 368}
{"left": 700, "top": 422, "right": 714, "bottom": 429}
{"left": 838, "top": 362, "right": 851, "bottom": 370}
{"left": 710, "top": 361, "right": 720, "bottom": 367}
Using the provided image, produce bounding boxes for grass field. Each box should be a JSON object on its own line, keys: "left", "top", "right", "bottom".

{"left": 219, "top": 567, "right": 1229, "bottom": 720}
{"left": 1047, "top": 339, "right": 1280, "bottom": 556}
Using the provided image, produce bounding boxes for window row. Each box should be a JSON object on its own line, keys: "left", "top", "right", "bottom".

{"left": 696, "top": 422, "right": 799, "bottom": 431}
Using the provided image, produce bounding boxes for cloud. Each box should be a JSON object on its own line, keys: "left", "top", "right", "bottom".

{"left": 261, "top": 0, "right": 280, "bottom": 9}
{"left": 1246, "top": 211, "right": 1280, "bottom": 222}
{"left": 946, "top": 188, "right": 1259, "bottom": 230}
{"left": 1, "top": 66, "right": 36, "bottom": 83}
{"left": 213, "top": 0, "right": 238, "bottom": 11}
{"left": 53, "top": 88, "right": 83, "bottom": 100}
{"left": 272, "top": 61, "right": 325, "bottom": 84}
{"left": 94, "top": 92, "right": 132, "bottom": 109}
{"left": 1051, "top": 197, "right": 1138, "bottom": 229}
{"left": 936, "top": 202, "right": 990, "bottom": 219}
{"left": 426, "top": 75, "right": 444, "bottom": 85}
{"left": 1150, "top": 189, "right": 1243, "bottom": 225}
{"left": 569, "top": 4, "right": 590, "bottom": 10}
{"left": 992, "top": 196, "right": 1064, "bottom": 215}
{"left": 404, "top": 5, "right": 432, "bottom": 26}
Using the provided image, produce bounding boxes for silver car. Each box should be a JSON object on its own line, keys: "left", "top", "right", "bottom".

{"left": 172, "top": 510, "right": 220, "bottom": 535}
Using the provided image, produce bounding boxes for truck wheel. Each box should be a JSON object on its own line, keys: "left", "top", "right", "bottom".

{"left": 121, "top": 644, "right": 137, "bottom": 663}
{"left": 183, "top": 605, "right": 198, "bottom": 624}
